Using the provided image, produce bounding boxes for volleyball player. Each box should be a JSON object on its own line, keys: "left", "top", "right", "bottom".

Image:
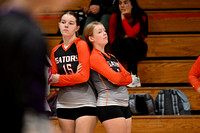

{"left": 84, "top": 21, "right": 132, "bottom": 133}
{"left": 50, "top": 11, "right": 97, "bottom": 133}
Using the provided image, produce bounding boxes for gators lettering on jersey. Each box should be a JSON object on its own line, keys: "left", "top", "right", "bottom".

{"left": 54, "top": 43, "right": 78, "bottom": 75}
{"left": 51, "top": 38, "right": 92, "bottom": 87}
{"left": 50, "top": 38, "right": 97, "bottom": 108}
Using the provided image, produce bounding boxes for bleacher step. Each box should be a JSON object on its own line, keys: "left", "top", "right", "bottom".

{"left": 49, "top": 115, "right": 200, "bottom": 133}
{"left": 138, "top": 59, "right": 196, "bottom": 84}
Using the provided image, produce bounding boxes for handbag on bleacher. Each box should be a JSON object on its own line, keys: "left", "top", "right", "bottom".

{"left": 129, "top": 93, "right": 156, "bottom": 115}
{"left": 154, "top": 89, "right": 191, "bottom": 115}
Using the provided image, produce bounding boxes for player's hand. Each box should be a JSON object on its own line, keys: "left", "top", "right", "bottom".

{"left": 51, "top": 74, "right": 60, "bottom": 83}
{"left": 76, "top": 63, "right": 82, "bottom": 73}
{"left": 197, "top": 87, "right": 200, "bottom": 94}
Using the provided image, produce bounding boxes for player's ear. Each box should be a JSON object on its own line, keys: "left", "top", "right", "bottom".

{"left": 88, "top": 36, "right": 94, "bottom": 43}
{"left": 75, "top": 25, "right": 80, "bottom": 32}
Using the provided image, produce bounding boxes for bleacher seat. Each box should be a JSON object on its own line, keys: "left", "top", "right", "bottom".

{"left": 146, "top": 34, "right": 200, "bottom": 57}
{"left": 137, "top": 0, "right": 200, "bottom": 10}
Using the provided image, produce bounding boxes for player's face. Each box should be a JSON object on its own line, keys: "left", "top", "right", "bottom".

{"left": 59, "top": 14, "right": 79, "bottom": 37}
{"left": 91, "top": 24, "right": 108, "bottom": 47}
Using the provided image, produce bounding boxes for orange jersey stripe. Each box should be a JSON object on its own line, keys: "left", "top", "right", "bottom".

{"left": 98, "top": 73, "right": 109, "bottom": 106}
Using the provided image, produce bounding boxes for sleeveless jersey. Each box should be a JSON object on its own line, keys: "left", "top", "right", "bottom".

{"left": 90, "top": 49, "right": 132, "bottom": 107}
{"left": 50, "top": 38, "right": 97, "bottom": 108}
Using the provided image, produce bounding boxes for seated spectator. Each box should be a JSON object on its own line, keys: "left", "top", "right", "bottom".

{"left": 188, "top": 56, "right": 200, "bottom": 94}
{"left": 109, "top": 0, "right": 148, "bottom": 87}
{"left": 81, "top": 0, "right": 118, "bottom": 40}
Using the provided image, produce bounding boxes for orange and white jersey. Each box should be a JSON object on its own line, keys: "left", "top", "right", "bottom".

{"left": 50, "top": 38, "right": 97, "bottom": 108}
{"left": 90, "top": 49, "right": 132, "bottom": 107}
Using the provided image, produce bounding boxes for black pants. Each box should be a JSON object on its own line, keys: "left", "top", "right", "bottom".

{"left": 110, "top": 37, "right": 147, "bottom": 75}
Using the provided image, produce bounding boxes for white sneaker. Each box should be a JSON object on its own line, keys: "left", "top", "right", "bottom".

{"left": 127, "top": 74, "right": 141, "bottom": 87}
{"left": 127, "top": 74, "right": 137, "bottom": 87}
{"left": 135, "top": 76, "right": 141, "bottom": 87}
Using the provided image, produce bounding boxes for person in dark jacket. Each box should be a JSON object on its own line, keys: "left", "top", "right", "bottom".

{"left": 82, "top": 0, "right": 118, "bottom": 40}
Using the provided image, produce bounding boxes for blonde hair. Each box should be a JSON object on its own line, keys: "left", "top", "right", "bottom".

{"left": 83, "top": 21, "right": 102, "bottom": 43}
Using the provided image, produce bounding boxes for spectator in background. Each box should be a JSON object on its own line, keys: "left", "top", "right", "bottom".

{"left": 0, "top": 0, "right": 68, "bottom": 133}
{"left": 109, "top": 0, "right": 148, "bottom": 87}
{"left": 84, "top": 21, "right": 132, "bottom": 133}
{"left": 188, "top": 56, "right": 200, "bottom": 94}
{"left": 50, "top": 11, "right": 97, "bottom": 133}
{"left": 81, "top": 0, "right": 118, "bottom": 40}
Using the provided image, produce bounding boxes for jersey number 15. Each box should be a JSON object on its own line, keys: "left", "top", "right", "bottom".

{"left": 63, "top": 64, "right": 74, "bottom": 74}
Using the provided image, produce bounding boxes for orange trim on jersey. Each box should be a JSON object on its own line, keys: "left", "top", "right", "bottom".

{"left": 61, "top": 38, "right": 79, "bottom": 51}
{"left": 90, "top": 49, "right": 132, "bottom": 86}
{"left": 50, "top": 38, "right": 90, "bottom": 87}
{"left": 98, "top": 73, "right": 109, "bottom": 106}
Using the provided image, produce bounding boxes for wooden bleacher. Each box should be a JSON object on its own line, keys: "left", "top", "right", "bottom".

{"left": 45, "top": 36, "right": 62, "bottom": 56}
{"left": 137, "top": 0, "right": 200, "bottom": 10}
{"left": 50, "top": 114, "right": 200, "bottom": 133}
{"left": 138, "top": 60, "right": 195, "bottom": 84}
{"left": 49, "top": 115, "right": 200, "bottom": 133}
{"left": 34, "top": 0, "right": 91, "bottom": 35}
{"left": 55, "top": 0, "right": 91, "bottom": 11}
{"left": 147, "top": 10, "right": 200, "bottom": 33}
{"left": 35, "top": 13, "right": 61, "bottom": 35}
{"left": 146, "top": 34, "right": 200, "bottom": 57}
{"left": 36, "top": 10, "right": 200, "bottom": 34}
{"left": 37, "top": 0, "right": 200, "bottom": 132}
{"left": 45, "top": 34, "right": 200, "bottom": 57}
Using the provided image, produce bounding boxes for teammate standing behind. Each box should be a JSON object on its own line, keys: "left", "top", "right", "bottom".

{"left": 50, "top": 11, "right": 97, "bottom": 133}
{"left": 81, "top": 0, "right": 118, "bottom": 40}
{"left": 84, "top": 21, "right": 132, "bottom": 133}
